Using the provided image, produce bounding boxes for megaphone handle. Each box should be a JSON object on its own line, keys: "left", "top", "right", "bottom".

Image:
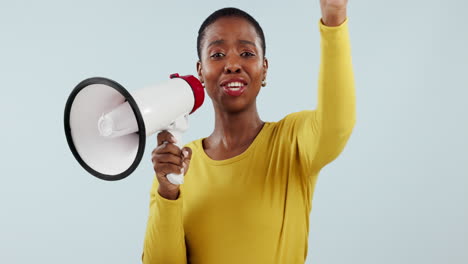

{"left": 166, "top": 115, "right": 189, "bottom": 185}
{"left": 166, "top": 130, "right": 184, "bottom": 185}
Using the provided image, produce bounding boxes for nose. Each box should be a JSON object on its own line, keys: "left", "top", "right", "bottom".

{"left": 224, "top": 56, "right": 241, "bottom": 74}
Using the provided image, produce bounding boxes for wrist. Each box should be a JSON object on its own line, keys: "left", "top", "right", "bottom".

{"left": 321, "top": 9, "right": 347, "bottom": 27}
{"left": 158, "top": 185, "right": 180, "bottom": 200}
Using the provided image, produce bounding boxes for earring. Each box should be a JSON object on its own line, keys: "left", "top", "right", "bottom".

{"left": 261, "top": 80, "right": 267, "bottom": 87}
{"left": 201, "top": 82, "right": 205, "bottom": 88}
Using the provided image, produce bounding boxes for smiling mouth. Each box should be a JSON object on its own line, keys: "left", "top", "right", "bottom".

{"left": 223, "top": 82, "right": 245, "bottom": 90}
{"left": 221, "top": 82, "right": 247, "bottom": 96}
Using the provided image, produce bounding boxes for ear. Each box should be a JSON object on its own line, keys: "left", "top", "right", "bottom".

{"left": 196, "top": 60, "right": 204, "bottom": 83}
{"left": 262, "top": 57, "right": 269, "bottom": 81}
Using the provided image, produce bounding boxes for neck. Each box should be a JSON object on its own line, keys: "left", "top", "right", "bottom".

{"left": 207, "top": 104, "right": 264, "bottom": 150}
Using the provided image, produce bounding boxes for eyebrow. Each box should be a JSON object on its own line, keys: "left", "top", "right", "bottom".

{"left": 207, "top": 39, "right": 257, "bottom": 48}
{"left": 207, "top": 39, "right": 225, "bottom": 48}
{"left": 238, "top": 40, "right": 256, "bottom": 47}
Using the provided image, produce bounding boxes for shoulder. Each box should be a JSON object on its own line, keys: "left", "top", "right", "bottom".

{"left": 258, "top": 110, "right": 317, "bottom": 144}
{"left": 280, "top": 110, "right": 316, "bottom": 122}
{"left": 184, "top": 138, "right": 202, "bottom": 148}
{"left": 183, "top": 138, "right": 203, "bottom": 153}
{"left": 274, "top": 110, "right": 317, "bottom": 131}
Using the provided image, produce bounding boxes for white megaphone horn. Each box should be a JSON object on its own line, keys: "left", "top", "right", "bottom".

{"left": 64, "top": 73, "right": 205, "bottom": 183}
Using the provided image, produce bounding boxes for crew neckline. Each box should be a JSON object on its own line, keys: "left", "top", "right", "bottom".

{"left": 195, "top": 122, "right": 271, "bottom": 166}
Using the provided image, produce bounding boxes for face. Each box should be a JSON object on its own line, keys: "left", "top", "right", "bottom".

{"left": 197, "top": 17, "right": 268, "bottom": 114}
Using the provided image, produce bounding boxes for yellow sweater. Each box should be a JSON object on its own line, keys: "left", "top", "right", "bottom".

{"left": 142, "top": 19, "right": 355, "bottom": 264}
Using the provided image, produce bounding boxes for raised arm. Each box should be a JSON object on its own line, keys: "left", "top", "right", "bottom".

{"left": 313, "top": 0, "right": 356, "bottom": 170}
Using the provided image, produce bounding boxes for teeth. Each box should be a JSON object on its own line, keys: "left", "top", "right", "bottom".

{"left": 226, "top": 82, "right": 243, "bottom": 87}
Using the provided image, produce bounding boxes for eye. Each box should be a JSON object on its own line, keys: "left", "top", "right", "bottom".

{"left": 210, "top": 52, "right": 225, "bottom": 58}
{"left": 241, "top": 51, "right": 255, "bottom": 57}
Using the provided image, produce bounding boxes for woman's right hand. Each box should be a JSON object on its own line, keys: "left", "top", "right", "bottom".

{"left": 151, "top": 131, "right": 192, "bottom": 200}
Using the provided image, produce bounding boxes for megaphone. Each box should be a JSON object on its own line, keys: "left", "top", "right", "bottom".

{"left": 64, "top": 73, "right": 204, "bottom": 183}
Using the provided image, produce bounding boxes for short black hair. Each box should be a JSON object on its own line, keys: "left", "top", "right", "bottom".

{"left": 197, "top": 7, "right": 266, "bottom": 60}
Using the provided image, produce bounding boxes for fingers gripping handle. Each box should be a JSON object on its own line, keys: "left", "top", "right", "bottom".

{"left": 166, "top": 114, "right": 189, "bottom": 185}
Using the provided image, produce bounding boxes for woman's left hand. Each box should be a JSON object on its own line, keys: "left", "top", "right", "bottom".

{"left": 320, "top": 0, "right": 348, "bottom": 26}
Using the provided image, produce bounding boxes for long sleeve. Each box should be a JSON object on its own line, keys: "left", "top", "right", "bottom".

{"left": 142, "top": 177, "right": 187, "bottom": 264}
{"left": 312, "top": 18, "right": 356, "bottom": 170}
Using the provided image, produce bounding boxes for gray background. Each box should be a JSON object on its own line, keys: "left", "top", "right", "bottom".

{"left": 1, "top": 0, "right": 467, "bottom": 263}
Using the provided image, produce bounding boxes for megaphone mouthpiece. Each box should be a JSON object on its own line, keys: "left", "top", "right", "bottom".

{"left": 97, "top": 115, "right": 114, "bottom": 137}
{"left": 98, "top": 101, "right": 139, "bottom": 138}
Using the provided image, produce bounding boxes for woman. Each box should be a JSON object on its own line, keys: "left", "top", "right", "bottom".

{"left": 143, "top": 1, "right": 355, "bottom": 263}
